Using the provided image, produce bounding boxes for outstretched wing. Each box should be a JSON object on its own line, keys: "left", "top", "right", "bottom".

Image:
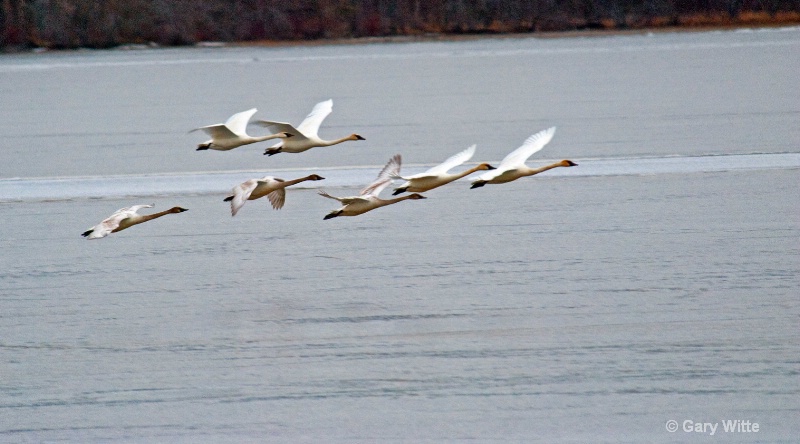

{"left": 266, "top": 188, "right": 286, "bottom": 210}
{"left": 361, "top": 154, "right": 401, "bottom": 197}
{"left": 190, "top": 124, "right": 237, "bottom": 141}
{"left": 296, "top": 99, "right": 333, "bottom": 139}
{"left": 230, "top": 180, "right": 258, "bottom": 216}
{"left": 254, "top": 120, "right": 298, "bottom": 135}
{"left": 125, "top": 204, "right": 154, "bottom": 213}
{"left": 422, "top": 144, "right": 476, "bottom": 176}
{"left": 317, "top": 190, "right": 365, "bottom": 205}
{"left": 498, "top": 127, "right": 556, "bottom": 169}
{"left": 253, "top": 120, "right": 307, "bottom": 148}
{"left": 224, "top": 108, "right": 258, "bottom": 136}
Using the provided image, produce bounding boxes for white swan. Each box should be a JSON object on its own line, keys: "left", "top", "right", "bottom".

{"left": 190, "top": 108, "right": 293, "bottom": 151}
{"left": 254, "top": 99, "right": 365, "bottom": 156}
{"left": 318, "top": 155, "right": 426, "bottom": 219}
{"left": 224, "top": 174, "right": 325, "bottom": 216}
{"left": 82, "top": 204, "right": 188, "bottom": 239}
{"left": 390, "top": 144, "right": 495, "bottom": 195}
{"left": 470, "top": 127, "right": 577, "bottom": 188}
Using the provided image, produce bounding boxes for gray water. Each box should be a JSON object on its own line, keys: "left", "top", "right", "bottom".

{"left": 1, "top": 28, "right": 799, "bottom": 442}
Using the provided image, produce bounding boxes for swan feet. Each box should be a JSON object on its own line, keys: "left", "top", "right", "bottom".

{"left": 392, "top": 187, "right": 408, "bottom": 195}
{"left": 196, "top": 143, "right": 211, "bottom": 151}
{"left": 264, "top": 147, "right": 282, "bottom": 156}
{"left": 470, "top": 181, "right": 487, "bottom": 189}
{"left": 323, "top": 211, "right": 342, "bottom": 220}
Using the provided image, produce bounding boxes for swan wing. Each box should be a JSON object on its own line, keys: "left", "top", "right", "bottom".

{"left": 83, "top": 204, "right": 152, "bottom": 239}
{"left": 122, "top": 204, "right": 154, "bottom": 214}
{"left": 93, "top": 209, "right": 136, "bottom": 236}
{"left": 191, "top": 124, "right": 238, "bottom": 141}
{"left": 424, "top": 144, "right": 476, "bottom": 176}
{"left": 317, "top": 190, "right": 366, "bottom": 205}
{"left": 224, "top": 108, "right": 257, "bottom": 136}
{"left": 254, "top": 120, "right": 298, "bottom": 135}
{"left": 498, "top": 127, "right": 556, "bottom": 169}
{"left": 253, "top": 120, "right": 310, "bottom": 148}
{"left": 296, "top": 99, "right": 333, "bottom": 139}
{"left": 361, "top": 154, "right": 401, "bottom": 196}
{"left": 266, "top": 188, "right": 286, "bottom": 210}
{"left": 230, "top": 180, "right": 258, "bottom": 216}
{"left": 318, "top": 190, "right": 366, "bottom": 205}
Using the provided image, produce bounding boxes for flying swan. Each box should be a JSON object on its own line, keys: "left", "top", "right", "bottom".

{"left": 254, "top": 99, "right": 365, "bottom": 156}
{"left": 318, "top": 155, "right": 426, "bottom": 219}
{"left": 391, "top": 144, "right": 495, "bottom": 194}
{"left": 190, "top": 108, "right": 293, "bottom": 151}
{"left": 471, "top": 127, "right": 577, "bottom": 188}
{"left": 82, "top": 204, "right": 188, "bottom": 239}
{"left": 224, "top": 174, "right": 325, "bottom": 216}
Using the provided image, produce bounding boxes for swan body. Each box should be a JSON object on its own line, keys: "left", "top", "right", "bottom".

{"left": 190, "top": 108, "right": 293, "bottom": 151}
{"left": 223, "top": 174, "right": 325, "bottom": 216}
{"left": 390, "top": 144, "right": 495, "bottom": 194}
{"left": 470, "top": 127, "right": 577, "bottom": 188}
{"left": 82, "top": 204, "right": 188, "bottom": 239}
{"left": 318, "top": 155, "right": 426, "bottom": 219}
{"left": 255, "top": 99, "right": 365, "bottom": 155}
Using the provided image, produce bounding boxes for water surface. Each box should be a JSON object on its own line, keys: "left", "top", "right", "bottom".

{"left": 1, "top": 28, "right": 798, "bottom": 442}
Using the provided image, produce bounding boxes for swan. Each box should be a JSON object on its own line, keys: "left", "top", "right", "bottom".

{"left": 317, "top": 154, "right": 426, "bottom": 219}
{"left": 82, "top": 204, "right": 188, "bottom": 239}
{"left": 470, "top": 127, "right": 577, "bottom": 188}
{"left": 223, "top": 174, "right": 325, "bottom": 216}
{"left": 390, "top": 144, "right": 495, "bottom": 195}
{"left": 190, "top": 108, "right": 293, "bottom": 151}
{"left": 254, "top": 99, "right": 365, "bottom": 156}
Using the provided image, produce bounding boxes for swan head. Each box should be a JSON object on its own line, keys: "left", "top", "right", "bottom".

{"left": 169, "top": 207, "right": 189, "bottom": 213}
{"left": 308, "top": 174, "right": 325, "bottom": 181}
{"left": 476, "top": 163, "right": 496, "bottom": 171}
{"left": 406, "top": 193, "right": 427, "bottom": 200}
{"left": 561, "top": 160, "right": 578, "bottom": 167}
{"left": 351, "top": 134, "right": 366, "bottom": 141}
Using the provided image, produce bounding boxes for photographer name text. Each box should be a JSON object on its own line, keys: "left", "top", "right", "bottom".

{"left": 665, "top": 419, "right": 759, "bottom": 435}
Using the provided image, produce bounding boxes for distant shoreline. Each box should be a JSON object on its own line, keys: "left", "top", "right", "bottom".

{"left": 5, "top": 18, "right": 799, "bottom": 54}
{"left": 231, "top": 23, "right": 800, "bottom": 50}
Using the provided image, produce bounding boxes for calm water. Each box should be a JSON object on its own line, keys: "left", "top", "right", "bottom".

{"left": 1, "top": 28, "right": 799, "bottom": 442}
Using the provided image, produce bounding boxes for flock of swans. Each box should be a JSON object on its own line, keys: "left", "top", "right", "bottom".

{"left": 82, "top": 99, "right": 578, "bottom": 239}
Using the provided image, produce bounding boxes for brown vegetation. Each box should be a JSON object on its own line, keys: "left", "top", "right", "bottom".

{"left": 2, "top": 0, "right": 800, "bottom": 50}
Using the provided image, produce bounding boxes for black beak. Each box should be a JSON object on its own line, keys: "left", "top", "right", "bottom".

{"left": 355, "top": 135, "right": 365, "bottom": 140}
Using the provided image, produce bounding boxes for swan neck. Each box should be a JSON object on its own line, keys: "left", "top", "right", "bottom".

{"left": 529, "top": 162, "right": 564, "bottom": 175}
{"left": 281, "top": 176, "right": 315, "bottom": 186}
{"left": 321, "top": 136, "right": 352, "bottom": 146}
{"left": 254, "top": 133, "right": 283, "bottom": 142}
{"left": 454, "top": 165, "right": 484, "bottom": 179}
{"left": 383, "top": 195, "right": 415, "bottom": 205}
{"left": 139, "top": 209, "right": 176, "bottom": 223}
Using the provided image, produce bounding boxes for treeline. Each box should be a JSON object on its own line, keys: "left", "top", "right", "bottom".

{"left": 2, "top": 0, "right": 800, "bottom": 50}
